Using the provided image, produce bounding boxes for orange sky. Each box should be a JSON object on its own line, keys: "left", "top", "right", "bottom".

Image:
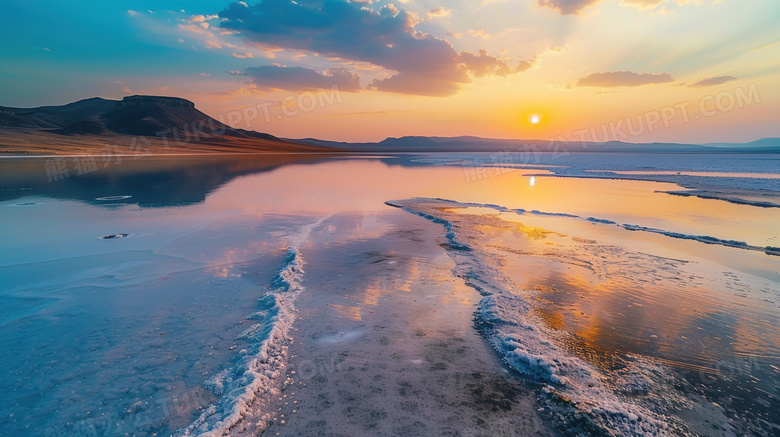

{"left": 2, "top": 0, "right": 778, "bottom": 143}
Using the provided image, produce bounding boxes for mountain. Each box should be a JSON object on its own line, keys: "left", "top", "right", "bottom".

{"left": 704, "top": 138, "right": 780, "bottom": 149}
{"left": 0, "top": 96, "right": 337, "bottom": 155}
{"left": 3, "top": 96, "right": 777, "bottom": 155}
{"left": 291, "top": 135, "right": 780, "bottom": 153}
{"left": 0, "top": 97, "right": 116, "bottom": 129}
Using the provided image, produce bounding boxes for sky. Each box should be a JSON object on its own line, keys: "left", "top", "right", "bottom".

{"left": 1, "top": 0, "right": 779, "bottom": 143}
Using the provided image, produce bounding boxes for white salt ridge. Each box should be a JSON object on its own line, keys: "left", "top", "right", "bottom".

{"left": 659, "top": 189, "right": 780, "bottom": 208}
{"left": 386, "top": 198, "right": 723, "bottom": 436}
{"left": 423, "top": 197, "right": 780, "bottom": 256}
{"left": 179, "top": 216, "right": 329, "bottom": 437}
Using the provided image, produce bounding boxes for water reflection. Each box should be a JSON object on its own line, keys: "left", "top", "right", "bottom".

{"left": 0, "top": 155, "right": 336, "bottom": 207}
{"left": 1, "top": 153, "right": 778, "bottom": 435}
{"left": 443, "top": 205, "right": 779, "bottom": 428}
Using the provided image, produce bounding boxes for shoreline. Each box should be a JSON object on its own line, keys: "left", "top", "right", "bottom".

{"left": 3, "top": 149, "right": 780, "bottom": 159}
{"left": 251, "top": 210, "right": 557, "bottom": 436}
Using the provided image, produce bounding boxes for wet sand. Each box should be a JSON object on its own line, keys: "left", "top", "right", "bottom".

{"left": 259, "top": 211, "right": 557, "bottom": 436}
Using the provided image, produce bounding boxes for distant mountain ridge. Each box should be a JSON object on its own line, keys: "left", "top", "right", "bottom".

{"left": 704, "top": 138, "right": 780, "bottom": 148}
{"left": 2, "top": 95, "right": 777, "bottom": 155}
{"left": 0, "top": 95, "right": 278, "bottom": 140}
{"left": 0, "top": 96, "right": 335, "bottom": 154}
{"left": 292, "top": 135, "right": 780, "bottom": 153}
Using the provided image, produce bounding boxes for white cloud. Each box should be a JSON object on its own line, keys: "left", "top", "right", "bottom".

{"left": 424, "top": 7, "right": 453, "bottom": 20}
{"left": 468, "top": 29, "right": 490, "bottom": 39}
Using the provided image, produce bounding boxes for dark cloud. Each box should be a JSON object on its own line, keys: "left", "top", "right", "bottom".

{"left": 538, "top": 0, "right": 602, "bottom": 15}
{"left": 219, "top": 0, "right": 531, "bottom": 96}
{"left": 235, "top": 66, "right": 361, "bottom": 92}
{"left": 576, "top": 71, "right": 675, "bottom": 87}
{"left": 685, "top": 75, "right": 737, "bottom": 88}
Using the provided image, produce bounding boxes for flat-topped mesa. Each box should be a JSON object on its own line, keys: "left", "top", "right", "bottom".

{"left": 117, "top": 95, "right": 195, "bottom": 108}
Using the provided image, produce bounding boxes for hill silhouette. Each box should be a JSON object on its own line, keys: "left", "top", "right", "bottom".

{"left": 0, "top": 96, "right": 334, "bottom": 155}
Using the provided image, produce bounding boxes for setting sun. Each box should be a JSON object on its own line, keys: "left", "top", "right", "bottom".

{"left": 530, "top": 115, "right": 541, "bottom": 125}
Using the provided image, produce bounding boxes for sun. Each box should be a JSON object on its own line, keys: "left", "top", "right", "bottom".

{"left": 530, "top": 114, "right": 541, "bottom": 125}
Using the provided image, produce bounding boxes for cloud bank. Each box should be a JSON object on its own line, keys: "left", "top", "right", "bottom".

{"left": 219, "top": 0, "right": 533, "bottom": 96}
{"left": 576, "top": 71, "right": 675, "bottom": 87}
{"left": 685, "top": 75, "right": 738, "bottom": 88}
{"left": 540, "top": 0, "right": 704, "bottom": 15}
{"left": 234, "top": 66, "right": 362, "bottom": 92}
{"left": 538, "top": 0, "right": 602, "bottom": 15}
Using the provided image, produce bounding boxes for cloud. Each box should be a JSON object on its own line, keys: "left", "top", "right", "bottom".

{"left": 190, "top": 14, "right": 218, "bottom": 22}
{"left": 576, "top": 71, "right": 675, "bottom": 87}
{"left": 205, "top": 40, "right": 223, "bottom": 49}
{"left": 622, "top": 0, "right": 664, "bottom": 7}
{"left": 748, "top": 40, "right": 780, "bottom": 54}
{"left": 467, "top": 29, "right": 490, "bottom": 39}
{"left": 218, "top": 0, "right": 531, "bottom": 96}
{"left": 234, "top": 66, "right": 362, "bottom": 92}
{"left": 621, "top": 0, "right": 700, "bottom": 9}
{"left": 540, "top": 0, "right": 704, "bottom": 15}
{"left": 424, "top": 7, "right": 453, "bottom": 20}
{"left": 685, "top": 75, "right": 737, "bottom": 88}
{"left": 537, "top": 0, "right": 602, "bottom": 15}
{"left": 179, "top": 23, "right": 210, "bottom": 35}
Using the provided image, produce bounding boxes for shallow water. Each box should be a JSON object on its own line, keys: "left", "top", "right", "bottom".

{"left": 0, "top": 153, "right": 778, "bottom": 436}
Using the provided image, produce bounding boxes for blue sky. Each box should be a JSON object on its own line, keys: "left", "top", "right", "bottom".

{"left": 1, "top": 0, "right": 779, "bottom": 142}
